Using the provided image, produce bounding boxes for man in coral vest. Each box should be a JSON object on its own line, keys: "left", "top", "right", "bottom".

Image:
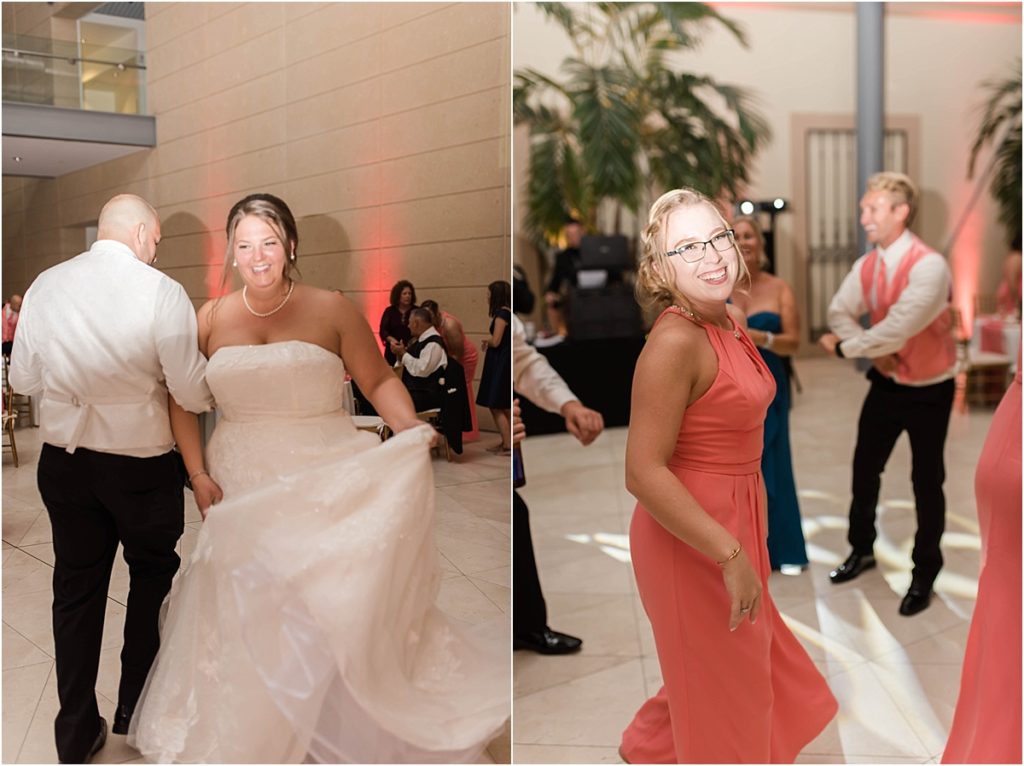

{"left": 819, "top": 171, "right": 956, "bottom": 616}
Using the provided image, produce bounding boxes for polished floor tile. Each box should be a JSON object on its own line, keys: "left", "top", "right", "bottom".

{"left": 513, "top": 357, "right": 994, "bottom": 764}
{"left": 3, "top": 426, "right": 510, "bottom": 763}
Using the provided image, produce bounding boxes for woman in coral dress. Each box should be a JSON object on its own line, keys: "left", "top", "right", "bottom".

{"left": 620, "top": 189, "right": 836, "bottom": 763}
{"left": 942, "top": 358, "right": 1021, "bottom": 763}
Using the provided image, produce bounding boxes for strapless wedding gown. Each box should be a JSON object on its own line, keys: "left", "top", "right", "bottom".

{"left": 127, "top": 341, "right": 509, "bottom": 763}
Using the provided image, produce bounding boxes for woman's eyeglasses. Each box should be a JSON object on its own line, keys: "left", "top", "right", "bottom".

{"left": 665, "top": 229, "right": 736, "bottom": 263}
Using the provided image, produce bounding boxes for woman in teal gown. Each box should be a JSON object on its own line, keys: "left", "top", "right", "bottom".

{"left": 731, "top": 216, "right": 809, "bottom": 571}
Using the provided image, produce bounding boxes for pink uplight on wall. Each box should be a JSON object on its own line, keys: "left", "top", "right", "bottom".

{"left": 949, "top": 204, "right": 983, "bottom": 333}
{"left": 204, "top": 243, "right": 231, "bottom": 300}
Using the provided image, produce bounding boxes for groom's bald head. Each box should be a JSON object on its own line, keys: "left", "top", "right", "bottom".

{"left": 97, "top": 195, "right": 161, "bottom": 264}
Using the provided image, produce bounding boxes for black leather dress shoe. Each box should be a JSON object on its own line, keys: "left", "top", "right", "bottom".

{"left": 112, "top": 703, "right": 132, "bottom": 735}
{"left": 61, "top": 717, "right": 107, "bottom": 764}
{"left": 513, "top": 628, "right": 583, "bottom": 655}
{"left": 829, "top": 551, "right": 876, "bottom": 584}
{"left": 86, "top": 717, "right": 107, "bottom": 763}
{"left": 899, "top": 587, "right": 933, "bottom": 616}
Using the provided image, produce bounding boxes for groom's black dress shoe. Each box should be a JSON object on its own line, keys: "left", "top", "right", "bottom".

{"left": 86, "top": 717, "right": 108, "bottom": 762}
{"left": 829, "top": 551, "right": 876, "bottom": 584}
{"left": 112, "top": 703, "right": 133, "bottom": 735}
{"left": 514, "top": 628, "right": 583, "bottom": 655}
{"left": 61, "top": 717, "right": 107, "bottom": 764}
{"left": 899, "top": 586, "right": 933, "bottom": 616}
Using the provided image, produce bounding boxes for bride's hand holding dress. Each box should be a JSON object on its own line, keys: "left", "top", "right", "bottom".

{"left": 167, "top": 396, "right": 223, "bottom": 518}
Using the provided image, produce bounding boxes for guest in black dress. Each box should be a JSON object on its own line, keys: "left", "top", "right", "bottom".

{"left": 476, "top": 280, "right": 512, "bottom": 453}
{"left": 379, "top": 280, "right": 417, "bottom": 365}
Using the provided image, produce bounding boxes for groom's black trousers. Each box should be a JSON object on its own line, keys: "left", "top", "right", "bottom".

{"left": 38, "top": 444, "right": 184, "bottom": 763}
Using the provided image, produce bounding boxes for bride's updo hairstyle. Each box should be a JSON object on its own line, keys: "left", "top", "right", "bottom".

{"left": 635, "top": 188, "right": 749, "bottom": 312}
{"left": 222, "top": 193, "right": 301, "bottom": 288}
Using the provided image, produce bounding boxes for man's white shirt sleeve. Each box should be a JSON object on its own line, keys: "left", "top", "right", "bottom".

{"left": 511, "top": 315, "right": 577, "bottom": 414}
{"left": 828, "top": 252, "right": 951, "bottom": 359}
{"left": 155, "top": 281, "right": 214, "bottom": 414}
{"left": 400, "top": 338, "right": 446, "bottom": 377}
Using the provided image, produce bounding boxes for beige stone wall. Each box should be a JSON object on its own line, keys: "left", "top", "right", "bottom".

{"left": 3, "top": 2, "right": 511, "bottom": 425}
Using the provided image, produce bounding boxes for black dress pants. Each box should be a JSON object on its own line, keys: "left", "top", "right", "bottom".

{"left": 847, "top": 369, "right": 955, "bottom": 588}
{"left": 38, "top": 444, "right": 184, "bottom": 763}
{"left": 513, "top": 491, "right": 547, "bottom": 635}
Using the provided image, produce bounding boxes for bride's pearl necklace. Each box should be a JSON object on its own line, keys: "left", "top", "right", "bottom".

{"left": 243, "top": 280, "right": 295, "bottom": 318}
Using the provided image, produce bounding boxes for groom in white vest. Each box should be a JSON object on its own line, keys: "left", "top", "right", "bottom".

{"left": 10, "top": 194, "right": 216, "bottom": 763}
{"left": 819, "top": 171, "right": 956, "bottom": 616}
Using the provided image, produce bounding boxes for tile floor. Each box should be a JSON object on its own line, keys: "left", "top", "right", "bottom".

{"left": 3, "top": 427, "right": 511, "bottom": 764}
{"left": 513, "top": 357, "right": 996, "bottom": 764}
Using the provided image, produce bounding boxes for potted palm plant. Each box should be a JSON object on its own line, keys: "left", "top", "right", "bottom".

{"left": 968, "top": 60, "right": 1021, "bottom": 245}
{"left": 514, "top": 2, "right": 772, "bottom": 246}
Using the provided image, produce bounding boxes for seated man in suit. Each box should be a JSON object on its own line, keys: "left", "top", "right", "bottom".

{"left": 392, "top": 307, "right": 447, "bottom": 412}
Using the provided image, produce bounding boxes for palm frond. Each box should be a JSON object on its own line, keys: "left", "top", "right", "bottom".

{"left": 968, "top": 61, "right": 1020, "bottom": 176}
{"left": 524, "top": 132, "right": 574, "bottom": 245}
{"left": 653, "top": 2, "right": 748, "bottom": 48}
{"left": 967, "top": 60, "right": 1022, "bottom": 241}
{"left": 515, "top": 2, "right": 771, "bottom": 233}
{"left": 570, "top": 64, "right": 643, "bottom": 210}
{"left": 534, "top": 3, "right": 578, "bottom": 39}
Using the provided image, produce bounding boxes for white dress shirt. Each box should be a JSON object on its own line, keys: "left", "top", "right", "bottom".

{"left": 827, "top": 229, "right": 954, "bottom": 385}
{"left": 512, "top": 314, "right": 577, "bottom": 413}
{"left": 10, "top": 239, "right": 213, "bottom": 456}
{"left": 398, "top": 326, "right": 447, "bottom": 377}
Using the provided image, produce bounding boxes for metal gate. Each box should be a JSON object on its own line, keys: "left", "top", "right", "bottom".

{"left": 805, "top": 129, "right": 909, "bottom": 339}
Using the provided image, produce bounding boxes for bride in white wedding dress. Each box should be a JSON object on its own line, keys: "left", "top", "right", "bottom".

{"left": 126, "top": 194, "right": 509, "bottom": 763}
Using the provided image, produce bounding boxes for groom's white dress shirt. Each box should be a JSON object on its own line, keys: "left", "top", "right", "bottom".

{"left": 10, "top": 239, "right": 213, "bottom": 457}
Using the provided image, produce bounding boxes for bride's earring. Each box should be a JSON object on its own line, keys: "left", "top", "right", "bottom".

{"left": 232, "top": 260, "right": 238, "bottom": 267}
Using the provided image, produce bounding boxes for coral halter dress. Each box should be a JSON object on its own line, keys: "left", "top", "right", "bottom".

{"left": 621, "top": 307, "right": 837, "bottom": 763}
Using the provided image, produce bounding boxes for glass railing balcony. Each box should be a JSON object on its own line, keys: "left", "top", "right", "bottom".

{"left": 2, "top": 32, "right": 146, "bottom": 115}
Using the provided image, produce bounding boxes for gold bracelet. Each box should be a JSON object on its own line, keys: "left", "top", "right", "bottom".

{"left": 716, "top": 545, "right": 741, "bottom": 566}
{"left": 188, "top": 469, "right": 209, "bottom": 482}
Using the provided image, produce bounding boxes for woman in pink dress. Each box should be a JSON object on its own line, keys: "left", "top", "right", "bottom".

{"left": 420, "top": 299, "right": 480, "bottom": 442}
{"left": 620, "top": 189, "right": 836, "bottom": 763}
{"left": 942, "top": 359, "right": 1021, "bottom": 763}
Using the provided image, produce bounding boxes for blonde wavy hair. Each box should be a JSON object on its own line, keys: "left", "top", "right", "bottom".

{"left": 866, "top": 171, "right": 919, "bottom": 227}
{"left": 635, "top": 188, "right": 749, "bottom": 312}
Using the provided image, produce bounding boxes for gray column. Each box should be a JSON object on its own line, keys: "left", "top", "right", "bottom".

{"left": 856, "top": 2, "right": 885, "bottom": 257}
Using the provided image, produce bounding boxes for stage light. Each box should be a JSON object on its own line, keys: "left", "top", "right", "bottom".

{"left": 740, "top": 200, "right": 755, "bottom": 215}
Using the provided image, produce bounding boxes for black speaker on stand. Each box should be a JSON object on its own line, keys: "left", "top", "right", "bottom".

{"left": 566, "top": 235, "right": 643, "bottom": 340}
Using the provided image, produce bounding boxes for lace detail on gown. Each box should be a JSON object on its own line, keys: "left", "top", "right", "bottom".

{"left": 128, "top": 341, "right": 508, "bottom": 763}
